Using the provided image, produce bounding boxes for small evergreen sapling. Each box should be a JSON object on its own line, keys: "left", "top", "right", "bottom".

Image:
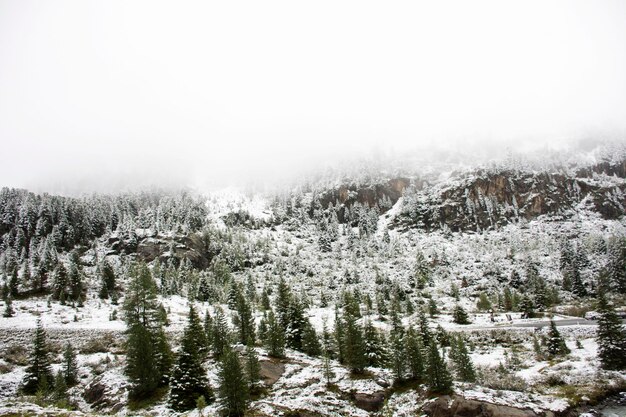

{"left": 62, "top": 343, "right": 78, "bottom": 386}
{"left": 452, "top": 304, "right": 471, "bottom": 325}
{"left": 546, "top": 319, "right": 570, "bottom": 357}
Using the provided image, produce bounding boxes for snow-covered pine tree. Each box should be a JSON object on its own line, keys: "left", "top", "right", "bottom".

{"left": 62, "top": 342, "right": 78, "bottom": 386}
{"left": 387, "top": 304, "right": 406, "bottom": 381}
{"left": 341, "top": 304, "right": 367, "bottom": 374}
{"left": 450, "top": 335, "right": 476, "bottom": 382}
{"left": 284, "top": 296, "right": 307, "bottom": 351}
{"left": 187, "top": 305, "right": 210, "bottom": 360}
{"left": 426, "top": 341, "right": 453, "bottom": 394}
{"left": 596, "top": 292, "right": 626, "bottom": 370}
{"left": 301, "top": 319, "right": 321, "bottom": 357}
{"left": 169, "top": 306, "right": 213, "bottom": 412}
{"left": 452, "top": 304, "right": 471, "bottom": 324}
{"left": 123, "top": 262, "right": 171, "bottom": 400}
{"left": 405, "top": 325, "right": 424, "bottom": 381}
{"left": 234, "top": 288, "right": 255, "bottom": 346}
{"left": 51, "top": 262, "right": 67, "bottom": 301}
{"left": 21, "top": 319, "right": 53, "bottom": 394}
{"left": 265, "top": 310, "right": 285, "bottom": 358}
{"left": 546, "top": 319, "right": 570, "bottom": 357}
{"left": 607, "top": 237, "right": 626, "bottom": 294}
{"left": 67, "top": 251, "right": 83, "bottom": 302}
{"left": 363, "top": 319, "right": 386, "bottom": 367}
{"left": 98, "top": 259, "right": 116, "bottom": 299}
{"left": 212, "top": 306, "right": 230, "bottom": 358}
{"left": 418, "top": 310, "right": 432, "bottom": 345}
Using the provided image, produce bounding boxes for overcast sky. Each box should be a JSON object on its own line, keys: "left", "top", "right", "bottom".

{"left": 1, "top": 0, "right": 625, "bottom": 193}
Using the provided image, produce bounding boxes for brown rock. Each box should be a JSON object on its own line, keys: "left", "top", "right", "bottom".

{"left": 422, "top": 395, "right": 556, "bottom": 417}
{"left": 260, "top": 359, "right": 286, "bottom": 386}
{"left": 353, "top": 391, "right": 386, "bottom": 412}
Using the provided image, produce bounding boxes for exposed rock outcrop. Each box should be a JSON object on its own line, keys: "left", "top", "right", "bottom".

{"left": 422, "top": 395, "right": 561, "bottom": 417}
{"left": 398, "top": 160, "right": 626, "bottom": 232}
{"left": 319, "top": 178, "right": 411, "bottom": 222}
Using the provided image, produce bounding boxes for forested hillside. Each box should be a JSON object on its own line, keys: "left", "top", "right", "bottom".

{"left": 1, "top": 154, "right": 625, "bottom": 417}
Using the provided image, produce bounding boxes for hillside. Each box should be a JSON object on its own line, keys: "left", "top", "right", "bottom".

{"left": 0, "top": 152, "right": 626, "bottom": 417}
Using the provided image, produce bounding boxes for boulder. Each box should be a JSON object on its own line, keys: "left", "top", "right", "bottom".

{"left": 260, "top": 359, "right": 286, "bottom": 386}
{"left": 353, "top": 391, "right": 386, "bottom": 412}
{"left": 422, "top": 395, "right": 556, "bottom": 417}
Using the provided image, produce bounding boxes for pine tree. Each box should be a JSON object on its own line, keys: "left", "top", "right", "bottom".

{"left": 596, "top": 292, "right": 626, "bottom": 370}
{"left": 426, "top": 341, "right": 453, "bottom": 394}
{"left": 245, "top": 344, "right": 261, "bottom": 391}
{"left": 212, "top": 307, "right": 230, "bottom": 358}
{"left": 98, "top": 260, "right": 116, "bottom": 299}
{"left": 284, "top": 297, "right": 307, "bottom": 351}
{"left": 51, "top": 263, "right": 68, "bottom": 300}
{"left": 233, "top": 286, "right": 255, "bottom": 346}
{"left": 301, "top": 320, "right": 321, "bottom": 357}
{"left": 569, "top": 265, "right": 587, "bottom": 297}
{"left": 322, "top": 353, "right": 335, "bottom": 387}
{"left": 363, "top": 320, "right": 386, "bottom": 367}
{"left": 509, "top": 270, "right": 522, "bottom": 288}
{"left": 418, "top": 310, "right": 432, "bottom": 346}
{"left": 275, "top": 277, "right": 291, "bottom": 330}
{"left": 607, "top": 237, "right": 626, "bottom": 294}
{"left": 503, "top": 288, "right": 513, "bottom": 311}
{"left": 204, "top": 310, "right": 214, "bottom": 350}
{"left": 436, "top": 324, "right": 450, "bottom": 347}
{"left": 22, "top": 319, "right": 53, "bottom": 394}
{"left": 62, "top": 343, "right": 78, "bottom": 386}
{"left": 169, "top": 305, "right": 213, "bottom": 412}
{"left": 450, "top": 335, "right": 476, "bottom": 382}
{"left": 197, "top": 275, "right": 212, "bottom": 302}
{"left": 67, "top": 252, "right": 83, "bottom": 302}
{"left": 519, "top": 295, "right": 536, "bottom": 318}
{"left": 387, "top": 305, "right": 405, "bottom": 380}
{"left": 452, "top": 304, "right": 471, "bottom": 324}
{"left": 9, "top": 268, "right": 19, "bottom": 298}
{"left": 260, "top": 288, "right": 271, "bottom": 311}
{"left": 186, "top": 305, "right": 210, "bottom": 360}
{"left": 546, "top": 319, "right": 570, "bottom": 357}
{"left": 562, "top": 268, "right": 572, "bottom": 292}
{"left": 123, "top": 262, "right": 171, "bottom": 400}
{"left": 154, "top": 328, "right": 174, "bottom": 385}
{"left": 3, "top": 296, "right": 14, "bottom": 318}
{"left": 334, "top": 305, "right": 345, "bottom": 363}
{"left": 265, "top": 310, "right": 285, "bottom": 358}
{"left": 342, "top": 306, "right": 367, "bottom": 374}
{"left": 53, "top": 370, "right": 68, "bottom": 405}
{"left": 428, "top": 298, "right": 439, "bottom": 317}
{"left": 405, "top": 325, "right": 424, "bottom": 381}
{"left": 257, "top": 313, "right": 268, "bottom": 342}
{"left": 218, "top": 348, "right": 249, "bottom": 417}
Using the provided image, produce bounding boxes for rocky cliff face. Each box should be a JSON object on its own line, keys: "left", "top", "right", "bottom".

{"left": 107, "top": 232, "right": 218, "bottom": 269}
{"left": 397, "top": 160, "right": 626, "bottom": 232}
{"left": 318, "top": 178, "right": 411, "bottom": 222}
